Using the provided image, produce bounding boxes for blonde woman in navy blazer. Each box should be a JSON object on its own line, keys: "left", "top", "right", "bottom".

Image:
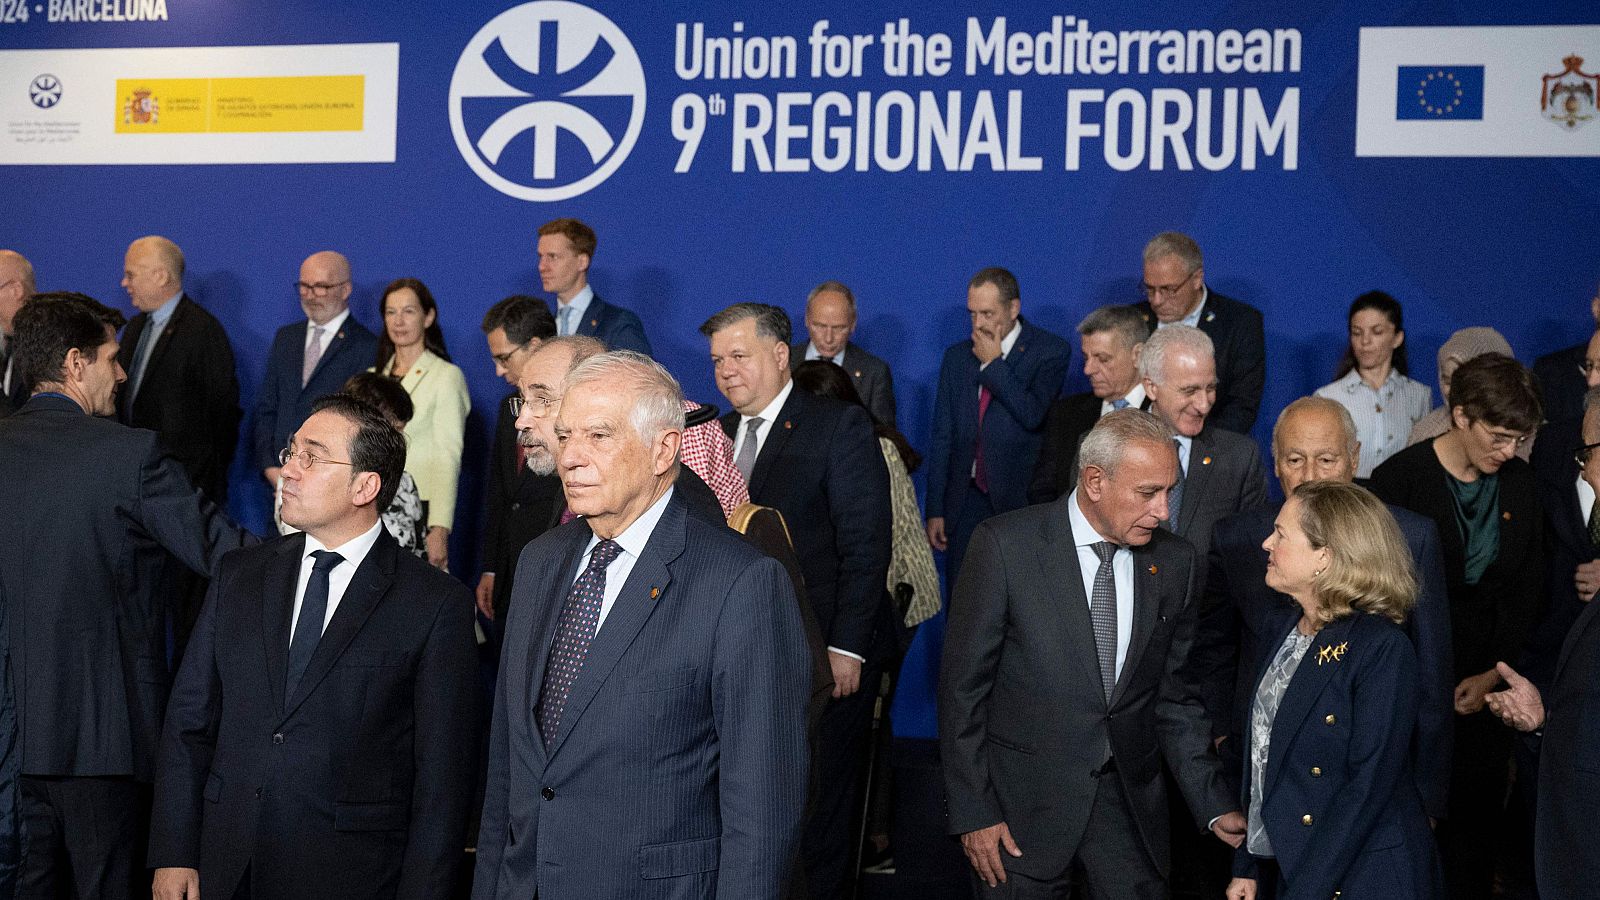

{"left": 1228, "top": 481, "right": 1441, "bottom": 900}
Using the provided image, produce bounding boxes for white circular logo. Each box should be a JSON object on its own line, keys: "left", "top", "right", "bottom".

{"left": 449, "top": 1, "right": 647, "bottom": 202}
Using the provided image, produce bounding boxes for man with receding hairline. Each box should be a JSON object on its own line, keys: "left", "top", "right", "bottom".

{"left": 790, "top": 280, "right": 897, "bottom": 426}
{"left": 0, "top": 248, "right": 35, "bottom": 415}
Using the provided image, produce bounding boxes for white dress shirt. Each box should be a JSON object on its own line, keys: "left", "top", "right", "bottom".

{"left": 1068, "top": 488, "right": 1134, "bottom": 680}
{"left": 306, "top": 307, "right": 352, "bottom": 354}
{"left": 1579, "top": 475, "right": 1595, "bottom": 527}
{"left": 556, "top": 284, "right": 595, "bottom": 335}
{"left": 290, "top": 519, "right": 385, "bottom": 638}
{"left": 575, "top": 487, "right": 674, "bottom": 633}
{"left": 1156, "top": 287, "right": 1209, "bottom": 330}
{"left": 731, "top": 378, "right": 794, "bottom": 464}
{"left": 1172, "top": 433, "right": 1193, "bottom": 477}
{"left": 1101, "top": 383, "right": 1147, "bottom": 417}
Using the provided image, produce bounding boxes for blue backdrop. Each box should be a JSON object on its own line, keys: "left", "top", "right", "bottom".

{"left": 5, "top": 0, "right": 1598, "bottom": 738}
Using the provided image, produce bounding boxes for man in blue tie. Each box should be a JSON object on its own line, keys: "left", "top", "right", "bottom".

{"left": 150, "top": 394, "right": 479, "bottom": 900}
{"left": 536, "top": 218, "right": 652, "bottom": 355}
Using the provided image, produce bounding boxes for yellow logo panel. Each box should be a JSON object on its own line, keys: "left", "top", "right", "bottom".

{"left": 115, "top": 76, "right": 365, "bottom": 134}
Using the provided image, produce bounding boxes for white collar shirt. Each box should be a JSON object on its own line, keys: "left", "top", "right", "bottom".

{"left": 557, "top": 284, "right": 595, "bottom": 335}
{"left": 1100, "top": 383, "right": 1147, "bottom": 417}
{"left": 306, "top": 308, "right": 352, "bottom": 352}
{"left": 291, "top": 519, "right": 385, "bottom": 639}
{"left": 1068, "top": 488, "right": 1134, "bottom": 680}
{"left": 732, "top": 378, "right": 794, "bottom": 464}
{"left": 578, "top": 486, "right": 674, "bottom": 632}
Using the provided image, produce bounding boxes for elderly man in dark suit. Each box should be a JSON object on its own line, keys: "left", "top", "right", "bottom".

{"left": 941, "top": 409, "right": 1244, "bottom": 898}
{"left": 254, "top": 250, "right": 379, "bottom": 490}
{"left": 0, "top": 249, "right": 34, "bottom": 416}
{"left": 0, "top": 293, "right": 255, "bottom": 898}
{"left": 705, "top": 302, "right": 891, "bottom": 898}
{"left": 1191, "top": 397, "right": 1454, "bottom": 823}
{"left": 1134, "top": 232, "right": 1265, "bottom": 435}
{"left": 927, "top": 267, "right": 1072, "bottom": 587}
{"left": 536, "top": 218, "right": 651, "bottom": 355}
{"left": 1030, "top": 304, "right": 1152, "bottom": 504}
{"left": 473, "top": 351, "right": 811, "bottom": 899}
{"left": 1531, "top": 280, "right": 1600, "bottom": 426}
{"left": 790, "top": 280, "right": 897, "bottom": 426}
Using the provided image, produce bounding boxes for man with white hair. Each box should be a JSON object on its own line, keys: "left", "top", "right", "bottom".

{"left": 0, "top": 248, "right": 35, "bottom": 415}
{"left": 475, "top": 351, "right": 812, "bottom": 900}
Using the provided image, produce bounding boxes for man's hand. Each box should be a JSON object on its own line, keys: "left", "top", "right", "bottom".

{"left": 1211, "top": 810, "right": 1247, "bottom": 849}
{"left": 1574, "top": 560, "right": 1600, "bottom": 602}
{"left": 475, "top": 573, "right": 496, "bottom": 620}
{"left": 960, "top": 822, "right": 1022, "bottom": 887}
{"left": 1485, "top": 661, "right": 1546, "bottom": 732}
{"left": 153, "top": 867, "right": 200, "bottom": 900}
{"left": 1225, "top": 877, "right": 1257, "bottom": 900}
{"left": 971, "top": 326, "right": 1003, "bottom": 366}
{"left": 926, "top": 517, "right": 948, "bottom": 552}
{"left": 1454, "top": 668, "right": 1502, "bottom": 715}
{"left": 263, "top": 466, "right": 282, "bottom": 485}
{"left": 426, "top": 526, "right": 449, "bottom": 571}
{"left": 829, "top": 652, "right": 862, "bottom": 698}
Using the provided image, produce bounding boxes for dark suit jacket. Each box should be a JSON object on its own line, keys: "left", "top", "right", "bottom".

{"left": 1136, "top": 291, "right": 1266, "bottom": 434}
{"left": 939, "top": 498, "right": 1231, "bottom": 878}
{"left": 0, "top": 349, "right": 18, "bottom": 418}
{"left": 1168, "top": 426, "right": 1268, "bottom": 586}
{"left": 1533, "top": 341, "right": 1586, "bottom": 428}
{"left": 1028, "top": 392, "right": 1154, "bottom": 504}
{"left": 0, "top": 395, "right": 255, "bottom": 780}
{"left": 1194, "top": 502, "right": 1454, "bottom": 819}
{"left": 1534, "top": 590, "right": 1600, "bottom": 900}
{"left": 117, "top": 295, "right": 241, "bottom": 502}
{"left": 150, "top": 528, "right": 478, "bottom": 900}
{"left": 482, "top": 395, "right": 564, "bottom": 621}
{"left": 1234, "top": 612, "right": 1440, "bottom": 899}
{"left": 252, "top": 315, "right": 380, "bottom": 470}
{"left": 926, "top": 317, "right": 1072, "bottom": 520}
{"left": 472, "top": 495, "right": 811, "bottom": 900}
{"left": 571, "top": 294, "right": 651, "bottom": 356}
{"left": 789, "top": 341, "right": 897, "bottom": 427}
{"left": 1371, "top": 439, "right": 1544, "bottom": 679}
{"left": 720, "top": 387, "right": 891, "bottom": 658}
{"left": 1526, "top": 415, "right": 1595, "bottom": 686}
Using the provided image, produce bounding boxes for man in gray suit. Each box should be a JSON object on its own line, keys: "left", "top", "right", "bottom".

{"left": 473, "top": 351, "right": 812, "bottom": 900}
{"left": 790, "top": 280, "right": 897, "bottom": 426}
{"left": 941, "top": 409, "right": 1243, "bottom": 897}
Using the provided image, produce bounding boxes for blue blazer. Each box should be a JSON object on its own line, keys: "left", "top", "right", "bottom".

{"left": 1235, "top": 612, "right": 1441, "bottom": 900}
{"left": 574, "top": 294, "right": 652, "bottom": 356}
{"left": 252, "top": 316, "right": 379, "bottom": 470}
{"left": 472, "top": 494, "right": 812, "bottom": 900}
{"left": 926, "top": 317, "right": 1072, "bottom": 519}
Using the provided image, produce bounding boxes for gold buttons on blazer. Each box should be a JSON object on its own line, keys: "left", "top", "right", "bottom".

{"left": 1302, "top": 814, "right": 1313, "bottom": 826}
{"left": 1311, "top": 766, "right": 1322, "bottom": 777}
{"left": 1324, "top": 714, "right": 1336, "bottom": 725}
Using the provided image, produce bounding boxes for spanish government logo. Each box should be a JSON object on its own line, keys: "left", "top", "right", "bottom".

{"left": 1541, "top": 55, "right": 1599, "bottom": 130}
{"left": 29, "top": 75, "right": 62, "bottom": 110}
{"left": 122, "top": 86, "right": 159, "bottom": 125}
{"left": 449, "top": 1, "right": 647, "bottom": 202}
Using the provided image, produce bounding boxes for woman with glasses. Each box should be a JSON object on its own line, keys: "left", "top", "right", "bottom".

{"left": 1314, "top": 292, "right": 1431, "bottom": 480}
{"left": 1370, "top": 353, "right": 1544, "bottom": 900}
{"left": 374, "top": 277, "right": 469, "bottom": 571}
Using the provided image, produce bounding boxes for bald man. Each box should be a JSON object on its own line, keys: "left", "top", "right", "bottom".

{"left": 253, "top": 250, "right": 379, "bottom": 488}
{"left": 0, "top": 249, "right": 35, "bottom": 415}
{"left": 789, "top": 281, "right": 898, "bottom": 427}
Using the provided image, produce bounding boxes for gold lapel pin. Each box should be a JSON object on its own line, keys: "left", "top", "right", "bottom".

{"left": 336, "top": 331, "right": 345, "bottom": 339}
{"left": 650, "top": 587, "right": 660, "bottom": 600}
{"left": 1332, "top": 641, "right": 1348, "bottom": 661}
{"left": 1316, "top": 645, "right": 1334, "bottom": 665}
{"left": 854, "top": 370, "right": 863, "bottom": 378}
{"left": 1147, "top": 565, "right": 1158, "bottom": 575}
{"left": 590, "top": 318, "right": 599, "bottom": 328}
{"left": 784, "top": 420, "right": 793, "bottom": 429}
{"left": 1202, "top": 456, "right": 1212, "bottom": 465}
{"left": 1501, "top": 511, "right": 1512, "bottom": 521}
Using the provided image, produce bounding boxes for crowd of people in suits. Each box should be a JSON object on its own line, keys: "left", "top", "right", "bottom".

{"left": 0, "top": 221, "right": 1595, "bottom": 900}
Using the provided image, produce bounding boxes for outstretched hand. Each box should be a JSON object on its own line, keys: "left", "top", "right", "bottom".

{"left": 1485, "top": 661, "right": 1545, "bottom": 732}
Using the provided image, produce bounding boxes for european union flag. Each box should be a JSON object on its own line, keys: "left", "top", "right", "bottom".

{"left": 1396, "top": 66, "right": 1485, "bottom": 120}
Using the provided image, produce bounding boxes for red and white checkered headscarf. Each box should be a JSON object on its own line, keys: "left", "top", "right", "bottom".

{"left": 681, "top": 400, "right": 748, "bottom": 519}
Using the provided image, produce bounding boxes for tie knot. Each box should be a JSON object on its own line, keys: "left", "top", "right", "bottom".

{"left": 589, "top": 539, "right": 623, "bottom": 568}
{"left": 1091, "top": 541, "right": 1117, "bottom": 565}
{"left": 1111, "top": 398, "right": 1129, "bottom": 410}
{"left": 744, "top": 416, "right": 765, "bottom": 434}
{"left": 310, "top": 550, "right": 344, "bottom": 573}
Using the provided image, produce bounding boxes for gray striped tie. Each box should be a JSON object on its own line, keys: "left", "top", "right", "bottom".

{"left": 1089, "top": 541, "right": 1119, "bottom": 702}
{"left": 735, "top": 417, "right": 763, "bottom": 483}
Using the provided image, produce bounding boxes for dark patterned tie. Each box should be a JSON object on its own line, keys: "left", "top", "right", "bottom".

{"left": 286, "top": 550, "right": 343, "bottom": 707}
{"left": 536, "top": 539, "right": 624, "bottom": 747}
{"left": 1089, "top": 542, "right": 1119, "bottom": 702}
{"left": 1167, "top": 438, "right": 1186, "bottom": 526}
{"left": 1588, "top": 499, "right": 1600, "bottom": 552}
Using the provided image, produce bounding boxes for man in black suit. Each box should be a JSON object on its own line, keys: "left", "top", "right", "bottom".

{"left": 0, "top": 294, "right": 255, "bottom": 898}
{"left": 1531, "top": 280, "right": 1600, "bottom": 426}
{"left": 537, "top": 218, "right": 652, "bottom": 355}
{"left": 254, "top": 250, "right": 380, "bottom": 490}
{"left": 0, "top": 249, "right": 34, "bottom": 416}
{"left": 703, "top": 302, "right": 891, "bottom": 898}
{"left": 117, "top": 236, "right": 240, "bottom": 503}
{"left": 1134, "top": 232, "right": 1265, "bottom": 434}
{"left": 941, "top": 409, "right": 1243, "bottom": 897}
{"left": 476, "top": 295, "right": 559, "bottom": 626}
{"left": 1030, "top": 304, "right": 1151, "bottom": 504}
{"left": 790, "top": 280, "right": 897, "bottom": 426}
{"left": 150, "top": 394, "right": 479, "bottom": 900}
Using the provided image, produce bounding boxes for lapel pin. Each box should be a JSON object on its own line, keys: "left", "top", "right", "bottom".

{"left": 1205, "top": 310, "right": 1216, "bottom": 322}
{"left": 650, "top": 587, "right": 660, "bottom": 600}
{"left": 1501, "top": 511, "right": 1512, "bottom": 521}
{"left": 784, "top": 420, "right": 793, "bottom": 429}
{"left": 854, "top": 370, "right": 863, "bottom": 378}
{"left": 1202, "top": 456, "right": 1212, "bottom": 465}
{"left": 1147, "top": 565, "right": 1158, "bottom": 575}
{"left": 590, "top": 318, "right": 599, "bottom": 328}
{"left": 336, "top": 331, "right": 345, "bottom": 339}
{"left": 1333, "top": 641, "right": 1348, "bottom": 661}
{"left": 1316, "top": 645, "right": 1333, "bottom": 665}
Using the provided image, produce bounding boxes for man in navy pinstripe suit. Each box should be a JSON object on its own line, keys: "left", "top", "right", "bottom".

{"left": 473, "top": 351, "right": 812, "bottom": 900}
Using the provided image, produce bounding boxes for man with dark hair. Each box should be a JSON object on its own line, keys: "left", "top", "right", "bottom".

{"left": 478, "top": 295, "right": 560, "bottom": 623}
{"left": 151, "top": 394, "right": 479, "bottom": 900}
{"left": 0, "top": 292, "right": 255, "bottom": 898}
{"left": 0, "top": 248, "right": 34, "bottom": 415}
{"left": 703, "top": 301, "right": 891, "bottom": 897}
{"left": 927, "top": 266, "right": 1072, "bottom": 587}
{"left": 536, "top": 218, "right": 651, "bottom": 354}
{"left": 790, "top": 280, "right": 897, "bottom": 426}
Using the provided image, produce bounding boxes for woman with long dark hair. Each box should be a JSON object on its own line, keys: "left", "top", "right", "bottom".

{"left": 1314, "top": 291, "right": 1431, "bottom": 478}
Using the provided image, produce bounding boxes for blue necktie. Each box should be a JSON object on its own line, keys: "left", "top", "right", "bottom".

{"left": 558, "top": 306, "right": 575, "bottom": 336}
{"left": 1167, "top": 439, "right": 1186, "bottom": 526}
{"left": 286, "top": 550, "right": 343, "bottom": 706}
{"left": 537, "top": 539, "right": 623, "bottom": 747}
{"left": 1111, "top": 398, "right": 1130, "bottom": 410}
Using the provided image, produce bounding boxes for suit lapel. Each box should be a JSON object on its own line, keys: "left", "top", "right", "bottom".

{"left": 545, "top": 499, "right": 686, "bottom": 762}
{"left": 304, "top": 322, "right": 356, "bottom": 390}
{"left": 577, "top": 296, "right": 607, "bottom": 336}
{"left": 262, "top": 534, "right": 308, "bottom": 715}
{"left": 280, "top": 530, "right": 399, "bottom": 720}
{"left": 1114, "top": 542, "right": 1165, "bottom": 706}
{"left": 1040, "top": 500, "right": 1109, "bottom": 701}
{"left": 1176, "top": 430, "right": 1217, "bottom": 534}
{"left": 523, "top": 526, "right": 590, "bottom": 769}
{"left": 141, "top": 297, "right": 188, "bottom": 380}
{"left": 747, "top": 388, "right": 803, "bottom": 498}
{"left": 1263, "top": 615, "right": 1356, "bottom": 795}
{"left": 1556, "top": 591, "right": 1600, "bottom": 680}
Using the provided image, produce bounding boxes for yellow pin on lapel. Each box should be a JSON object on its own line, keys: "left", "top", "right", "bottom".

{"left": 1202, "top": 456, "right": 1212, "bottom": 465}
{"left": 1502, "top": 511, "right": 1512, "bottom": 521}
{"left": 650, "top": 587, "right": 660, "bottom": 600}
{"left": 784, "top": 420, "right": 793, "bottom": 429}
{"left": 1147, "top": 565, "right": 1158, "bottom": 575}
{"left": 590, "top": 318, "right": 599, "bottom": 328}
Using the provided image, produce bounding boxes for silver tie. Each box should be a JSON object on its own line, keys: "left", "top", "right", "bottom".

{"left": 1090, "top": 541, "right": 1119, "bottom": 702}
{"left": 734, "top": 417, "right": 764, "bottom": 483}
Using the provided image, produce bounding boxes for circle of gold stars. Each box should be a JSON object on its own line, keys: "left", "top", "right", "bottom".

{"left": 1416, "top": 70, "right": 1465, "bottom": 117}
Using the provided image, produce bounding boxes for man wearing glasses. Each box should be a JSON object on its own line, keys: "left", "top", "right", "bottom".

{"left": 0, "top": 248, "right": 35, "bottom": 416}
{"left": 1134, "top": 231, "right": 1266, "bottom": 435}
{"left": 253, "top": 250, "right": 378, "bottom": 490}
{"left": 1531, "top": 279, "right": 1600, "bottom": 426}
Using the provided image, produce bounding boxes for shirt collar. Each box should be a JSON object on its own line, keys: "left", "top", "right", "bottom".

{"left": 1067, "top": 487, "right": 1118, "bottom": 549}
{"left": 806, "top": 341, "right": 844, "bottom": 363}
{"left": 587, "top": 485, "right": 675, "bottom": 562}
{"left": 1177, "top": 287, "right": 1209, "bottom": 328}
{"left": 743, "top": 377, "right": 794, "bottom": 426}
{"left": 1113, "top": 383, "right": 1146, "bottom": 409}
{"left": 148, "top": 292, "right": 182, "bottom": 327}
{"left": 1337, "top": 368, "right": 1398, "bottom": 393}
{"left": 303, "top": 518, "right": 384, "bottom": 569}
{"left": 999, "top": 319, "right": 1023, "bottom": 357}
{"left": 560, "top": 284, "right": 595, "bottom": 320}
{"left": 309, "top": 307, "right": 352, "bottom": 337}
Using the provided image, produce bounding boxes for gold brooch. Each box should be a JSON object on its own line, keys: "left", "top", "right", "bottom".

{"left": 650, "top": 587, "right": 660, "bottom": 600}
{"left": 1316, "top": 641, "right": 1349, "bottom": 666}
